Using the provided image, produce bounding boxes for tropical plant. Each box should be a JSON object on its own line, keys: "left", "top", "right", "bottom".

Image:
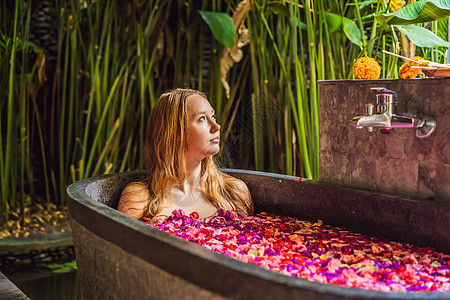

{"left": 0, "top": 1, "right": 46, "bottom": 223}
{"left": 376, "top": 0, "right": 450, "bottom": 61}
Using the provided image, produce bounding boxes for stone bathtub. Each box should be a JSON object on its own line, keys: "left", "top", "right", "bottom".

{"left": 67, "top": 169, "right": 450, "bottom": 299}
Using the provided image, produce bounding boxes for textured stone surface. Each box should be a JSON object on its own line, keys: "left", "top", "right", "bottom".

{"left": 319, "top": 78, "right": 450, "bottom": 201}
{"left": 0, "top": 272, "right": 29, "bottom": 300}
{"left": 72, "top": 220, "right": 226, "bottom": 300}
{"left": 0, "top": 231, "right": 73, "bottom": 255}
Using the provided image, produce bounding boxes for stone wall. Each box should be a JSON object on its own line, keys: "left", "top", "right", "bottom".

{"left": 318, "top": 78, "right": 449, "bottom": 202}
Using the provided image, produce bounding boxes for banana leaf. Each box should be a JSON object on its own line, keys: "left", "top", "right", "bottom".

{"left": 394, "top": 24, "right": 449, "bottom": 47}
{"left": 198, "top": 10, "right": 236, "bottom": 48}
{"left": 376, "top": 0, "right": 450, "bottom": 25}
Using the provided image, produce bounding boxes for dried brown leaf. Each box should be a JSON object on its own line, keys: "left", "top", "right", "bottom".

{"left": 37, "top": 52, "right": 47, "bottom": 85}
{"left": 220, "top": 0, "right": 252, "bottom": 98}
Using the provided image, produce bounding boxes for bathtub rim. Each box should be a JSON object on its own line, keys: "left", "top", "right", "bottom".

{"left": 67, "top": 169, "right": 449, "bottom": 299}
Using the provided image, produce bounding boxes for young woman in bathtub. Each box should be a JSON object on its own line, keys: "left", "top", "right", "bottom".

{"left": 118, "top": 89, "right": 253, "bottom": 223}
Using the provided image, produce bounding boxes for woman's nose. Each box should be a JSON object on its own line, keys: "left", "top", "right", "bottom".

{"left": 210, "top": 119, "right": 220, "bottom": 132}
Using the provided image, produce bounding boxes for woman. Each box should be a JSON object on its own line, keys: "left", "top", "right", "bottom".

{"left": 118, "top": 89, "right": 253, "bottom": 222}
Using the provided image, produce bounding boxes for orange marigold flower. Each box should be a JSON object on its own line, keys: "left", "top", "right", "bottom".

{"left": 399, "top": 56, "right": 424, "bottom": 79}
{"left": 353, "top": 57, "right": 381, "bottom": 79}
{"left": 388, "top": 0, "right": 405, "bottom": 12}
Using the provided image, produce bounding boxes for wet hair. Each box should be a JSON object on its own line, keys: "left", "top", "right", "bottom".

{"left": 141, "top": 88, "right": 253, "bottom": 217}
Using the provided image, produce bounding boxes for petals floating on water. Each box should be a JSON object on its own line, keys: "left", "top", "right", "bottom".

{"left": 150, "top": 209, "right": 450, "bottom": 293}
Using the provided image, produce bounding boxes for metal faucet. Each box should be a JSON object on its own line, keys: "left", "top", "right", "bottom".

{"left": 349, "top": 87, "right": 436, "bottom": 138}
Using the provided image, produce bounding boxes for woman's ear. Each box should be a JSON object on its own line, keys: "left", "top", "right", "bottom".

{"left": 185, "top": 130, "right": 192, "bottom": 146}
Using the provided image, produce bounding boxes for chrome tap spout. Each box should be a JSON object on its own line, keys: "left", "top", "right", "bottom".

{"left": 349, "top": 87, "right": 436, "bottom": 138}
{"left": 350, "top": 114, "right": 391, "bottom": 128}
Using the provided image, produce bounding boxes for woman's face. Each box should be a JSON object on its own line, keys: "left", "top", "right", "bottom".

{"left": 185, "top": 94, "right": 221, "bottom": 161}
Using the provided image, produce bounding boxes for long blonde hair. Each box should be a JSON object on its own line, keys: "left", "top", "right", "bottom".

{"left": 142, "top": 88, "right": 253, "bottom": 217}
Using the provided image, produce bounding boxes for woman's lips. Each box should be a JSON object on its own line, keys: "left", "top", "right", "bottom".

{"left": 210, "top": 136, "right": 220, "bottom": 143}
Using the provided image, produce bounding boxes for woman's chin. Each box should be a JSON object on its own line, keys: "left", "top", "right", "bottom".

{"left": 212, "top": 145, "right": 220, "bottom": 155}
{"left": 203, "top": 147, "right": 220, "bottom": 157}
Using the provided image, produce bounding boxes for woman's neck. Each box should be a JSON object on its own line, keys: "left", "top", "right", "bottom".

{"left": 179, "top": 157, "right": 202, "bottom": 194}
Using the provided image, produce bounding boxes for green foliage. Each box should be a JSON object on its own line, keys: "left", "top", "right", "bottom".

{"left": 375, "top": 0, "right": 450, "bottom": 53}
{"left": 0, "top": 0, "right": 42, "bottom": 222}
{"left": 395, "top": 24, "right": 449, "bottom": 47}
{"left": 198, "top": 10, "right": 236, "bottom": 48}
{"left": 47, "top": 260, "right": 78, "bottom": 273}
{"left": 0, "top": 34, "right": 39, "bottom": 54}
{"left": 324, "top": 12, "right": 363, "bottom": 48}
{"left": 376, "top": 0, "right": 450, "bottom": 25}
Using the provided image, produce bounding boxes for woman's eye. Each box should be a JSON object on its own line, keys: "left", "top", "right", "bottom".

{"left": 212, "top": 114, "right": 217, "bottom": 120}
{"left": 198, "top": 116, "right": 205, "bottom": 122}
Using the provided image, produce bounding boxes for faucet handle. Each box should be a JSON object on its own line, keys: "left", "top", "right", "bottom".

{"left": 370, "top": 87, "right": 397, "bottom": 96}
{"left": 370, "top": 87, "right": 397, "bottom": 114}
{"left": 371, "top": 87, "right": 397, "bottom": 102}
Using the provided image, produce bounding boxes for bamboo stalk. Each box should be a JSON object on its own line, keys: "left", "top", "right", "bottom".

{"left": 30, "top": 93, "right": 51, "bottom": 202}
{"left": 2, "top": 0, "right": 20, "bottom": 220}
{"left": 19, "top": 0, "right": 33, "bottom": 223}
{"left": 84, "top": 73, "right": 123, "bottom": 177}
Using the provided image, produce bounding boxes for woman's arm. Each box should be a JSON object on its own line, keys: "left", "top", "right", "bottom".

{"left": 118, "top": 182, "right": 150, "bottom": 219}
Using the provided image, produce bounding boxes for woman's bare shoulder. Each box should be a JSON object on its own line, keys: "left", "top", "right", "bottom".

{"left": 122, "top": 181, "right": 148, "bottom": 193}
{"left": 118, "top": 182, "right": 150, "bottom": 219}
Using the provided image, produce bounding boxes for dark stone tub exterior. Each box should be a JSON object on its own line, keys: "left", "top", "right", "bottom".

{"left": 67, "top": 169, "right": 450, "bottom": 299}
